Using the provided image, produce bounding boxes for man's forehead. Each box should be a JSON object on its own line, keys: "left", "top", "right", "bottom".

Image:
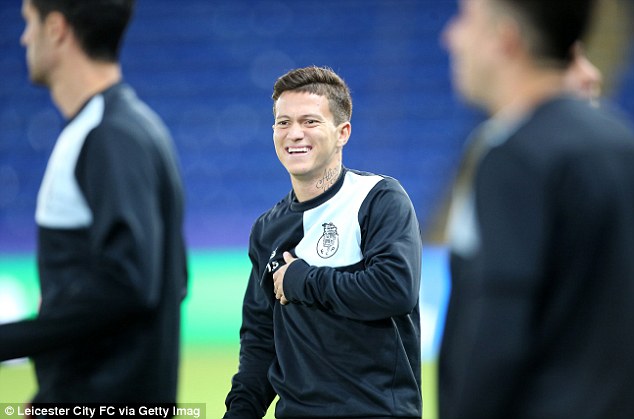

{"left": 275, "top": 91, "right": 330, "bottom": 113}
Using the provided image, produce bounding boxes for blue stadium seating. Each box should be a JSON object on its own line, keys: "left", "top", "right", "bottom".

{"left": 0, "top": 1, "right": 631, "bottom": 251}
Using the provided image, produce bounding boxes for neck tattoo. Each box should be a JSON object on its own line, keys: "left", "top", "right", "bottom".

{"left": 316, "top": 167, "right": 341, "bottom": 192}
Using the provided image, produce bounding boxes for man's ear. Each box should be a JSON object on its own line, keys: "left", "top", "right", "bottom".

{"left": 44, "top": 11, "right": 71, "bottom": 46}
{"left": 497, "top": 16, "right": 524, "bottom": 60}
{"left": 337, "top": 121, "right": 352, "bottom": 147}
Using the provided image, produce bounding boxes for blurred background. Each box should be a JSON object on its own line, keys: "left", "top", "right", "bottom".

{"left": 1, "top": 0, "right": 632, "bottom": 417}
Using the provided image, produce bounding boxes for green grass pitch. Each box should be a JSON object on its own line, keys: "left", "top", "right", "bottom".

{"left": 0, "top": 250, "right": 437, "bottom": 418}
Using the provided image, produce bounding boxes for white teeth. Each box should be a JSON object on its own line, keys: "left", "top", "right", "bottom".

{"left": 288, "top": 146, "right": 310, "bottom": 154}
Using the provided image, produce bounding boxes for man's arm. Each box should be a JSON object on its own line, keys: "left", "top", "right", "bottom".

{"left": 224, "top": 225, "right": 277, "bottom": 418}
{"left": 280, "top": 179, "right": 422, "bottom": 321}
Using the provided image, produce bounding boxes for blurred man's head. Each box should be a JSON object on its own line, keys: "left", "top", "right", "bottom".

{"left": 30, "top": 0, "right": 134, "bottom": 61}
{"left": 21, "top": 0, "right": 134, "bottom": 85}
{"left": 491, "top": 0, "right": 597, "bottom": 67}
{"left": 442, "top": 0, "right": 597, "bottom": 110}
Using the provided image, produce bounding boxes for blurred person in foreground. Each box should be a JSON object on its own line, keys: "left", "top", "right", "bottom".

{"left": 439, "top": 0, "right": 634, "bottom": 418}
{"left": 0, "top": 0, "right": 187, "bottom": 405}
{"left": 422, "top": 42, "right": 603, "bottom": 243}
{"left": 223, "top": 66, "right": 423, "bottom": 418}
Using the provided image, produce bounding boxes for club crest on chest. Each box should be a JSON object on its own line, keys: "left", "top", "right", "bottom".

{"left": 316, "top": 222, "right": 339, "bottom": 259}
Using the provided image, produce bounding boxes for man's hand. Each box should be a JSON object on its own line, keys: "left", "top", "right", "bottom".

{"left": 273, "top": 252, "right": 297, "bottom": 305}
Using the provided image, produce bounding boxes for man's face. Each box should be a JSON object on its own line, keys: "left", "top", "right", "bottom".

{"left": 273, "top": 91, "right": 349, "bottom": 184}
{"left": 442, "top": 0, "right": 501, "bottom": 108}
{"left": 20, "top": 0, "right": 54, "bottom": 86}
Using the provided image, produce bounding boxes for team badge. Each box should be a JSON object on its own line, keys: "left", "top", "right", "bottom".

{"left": 317, "top": 222, "right": 339, "bottom": 259}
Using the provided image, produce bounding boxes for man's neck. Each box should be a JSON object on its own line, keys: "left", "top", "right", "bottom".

{"left": 291, "top": 164, "right": 343, "bottom": 203}
{"left": 488, "top": 60, "right": 568, "bottom": 122}
{"left": 50, "top": 59, "right": 122, "bottom": 119}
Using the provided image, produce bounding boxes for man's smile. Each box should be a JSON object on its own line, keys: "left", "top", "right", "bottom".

{"left": 286, "top": 146, "right": 312, "bottom": 155}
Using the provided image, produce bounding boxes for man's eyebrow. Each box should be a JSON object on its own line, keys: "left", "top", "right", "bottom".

{"left": 275, "top": 114, "right": 324, "bottom": 120}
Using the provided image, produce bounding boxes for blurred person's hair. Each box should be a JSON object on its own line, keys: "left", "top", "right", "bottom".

{"left": 493, "top": 0, "right": 598, "bottom": 67}
{"left": 30, "top": 0, "right": 134, "bottom": 62}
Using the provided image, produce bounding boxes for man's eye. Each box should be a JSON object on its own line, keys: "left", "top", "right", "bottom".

{"left": 305, "top": 120, "right": 318, "bottom": 126}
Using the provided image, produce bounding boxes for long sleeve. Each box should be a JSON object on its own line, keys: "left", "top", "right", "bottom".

{"left": 78, "top": 123, "right": 167, "bottom": 310}
{"left": 224, "top": 223, "right": 277, "bottom": 418}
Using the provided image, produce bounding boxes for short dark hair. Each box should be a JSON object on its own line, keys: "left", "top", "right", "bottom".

{"left": 31, "top": 0, "right": 134, "bottom": 62}
{"left": 272, "top": 66, "right": 353, "bottom": 125}
{"left": 493, "top": 0, "right": 597, "bottom": 66}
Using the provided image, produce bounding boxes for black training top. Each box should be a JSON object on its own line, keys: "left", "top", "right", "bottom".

{"left": 0, "top": 83, "right": 187, "bottom": 403}
{"left": 440, "top": 96, "right": 634, "bottom": 419}
{"left": 225, "top": 168, "right": 423, "bottom": 419}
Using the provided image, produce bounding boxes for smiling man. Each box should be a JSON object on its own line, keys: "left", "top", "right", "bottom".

{"left": 223, "top": 66, "right": 423, "bottom": 419}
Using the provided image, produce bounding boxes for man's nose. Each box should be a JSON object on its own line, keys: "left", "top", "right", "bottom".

{"left": 287, "top": 122, "right": 305, "bottom": 140}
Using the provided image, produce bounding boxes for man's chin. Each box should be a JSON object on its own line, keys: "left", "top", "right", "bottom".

{"left": 28, "top": 71, "right": 49, "bottom": 87}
